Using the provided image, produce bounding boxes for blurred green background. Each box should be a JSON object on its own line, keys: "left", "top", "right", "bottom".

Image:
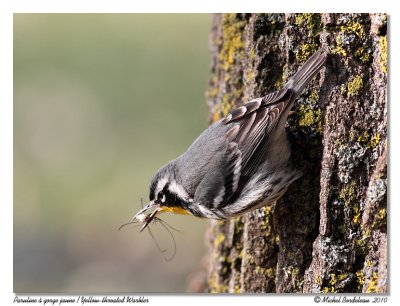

{"left": 14, "top": 14, "right": 212, "bottom": 292}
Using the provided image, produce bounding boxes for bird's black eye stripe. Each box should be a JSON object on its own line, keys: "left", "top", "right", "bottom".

{"left": 154, "top": 183, "right": 172, "bottom": 205}
{"left": 157, "top": 192, "right": 164, "bottom": 201}
{"left": 153, "top": 183, "right": 191, "bottom": 210}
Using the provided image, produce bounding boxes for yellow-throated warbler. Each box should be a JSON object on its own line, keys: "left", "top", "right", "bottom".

{"left": 126, "top": 49, "right": 326, "bottom": 229}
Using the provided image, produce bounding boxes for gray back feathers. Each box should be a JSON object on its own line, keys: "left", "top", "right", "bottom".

{"left": 151, "top": 49, "right": 327, "bottom": 213}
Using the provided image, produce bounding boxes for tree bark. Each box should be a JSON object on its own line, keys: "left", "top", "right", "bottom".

{"left": 201, "top": 13, "right": 387, "bottom": 293}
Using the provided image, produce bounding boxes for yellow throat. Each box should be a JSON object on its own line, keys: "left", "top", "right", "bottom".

{"left": 159, "top": 206, "right": 192, "bottom": 215}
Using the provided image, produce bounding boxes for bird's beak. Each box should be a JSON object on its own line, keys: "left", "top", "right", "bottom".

{"left": 119, "top": 201, "right": 162, "bottom": 232}
{"left": 130, "top": 200, "right": 164, "bottom": 232}
{"left": 132, "top": 201, "right": 158, "bottom": 221}
{"left": 122, "top": 201, "right": 192, "bottom": 232}
{"left": 132, "top": 202, "right": 190, "bottom": 220}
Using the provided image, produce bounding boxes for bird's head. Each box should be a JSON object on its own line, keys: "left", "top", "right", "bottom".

{"left": 130, "top": 163, "right": 193, "bottom": 230}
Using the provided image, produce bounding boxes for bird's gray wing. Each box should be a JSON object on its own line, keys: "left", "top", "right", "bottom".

{"left": 215, "top": 49, "right": 327, "bottom": 207}
{"left": 214, "top": 88, "right": 294, "bottom": 207}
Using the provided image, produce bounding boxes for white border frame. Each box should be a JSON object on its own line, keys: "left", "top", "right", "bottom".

{"left": 2, "top": 1, "right": 398, "bottom": 305}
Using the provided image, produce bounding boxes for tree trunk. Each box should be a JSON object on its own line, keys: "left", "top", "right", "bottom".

{"left": 201, "top": 13, "right": 387, "bottom": 293}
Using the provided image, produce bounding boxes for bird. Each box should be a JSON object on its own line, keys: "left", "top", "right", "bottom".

{"left": 128, "top": 49, "right": 327, "bottom": 226}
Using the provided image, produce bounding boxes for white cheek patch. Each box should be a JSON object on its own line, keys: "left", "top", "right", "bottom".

{"left": 169, "top": 181, "right": 190, "bottom": 200}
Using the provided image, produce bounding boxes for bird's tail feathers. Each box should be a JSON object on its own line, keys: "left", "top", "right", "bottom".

{"left": 285, "top": 48, "right": 327, "bottom": 97}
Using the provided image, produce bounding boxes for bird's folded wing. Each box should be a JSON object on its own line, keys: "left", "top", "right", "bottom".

{"left": 216, "top": 89, "right": 294, "bottom": 207}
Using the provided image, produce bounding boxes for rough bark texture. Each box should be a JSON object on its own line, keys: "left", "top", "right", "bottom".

{"left": 200, "top": 13, "right": 387, "bottom": 294}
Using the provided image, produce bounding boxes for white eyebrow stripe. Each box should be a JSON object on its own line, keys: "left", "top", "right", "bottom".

{"left": 156, "top": 177, "right": 168, "bottom": 196}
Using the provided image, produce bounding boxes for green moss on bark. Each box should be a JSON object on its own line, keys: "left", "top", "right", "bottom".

{"left": 219, "top": 14, "right": 245, "bottom": 71}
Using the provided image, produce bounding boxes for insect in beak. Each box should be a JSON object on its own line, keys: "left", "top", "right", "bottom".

{"left": 119, "top": 200, "right": 180, "bottom": 261}
{"left": 119, "top": 201, "right": 159, "bottom": 231}
{"left": 138, "top": 208, "right": 159, "bottom": 232}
